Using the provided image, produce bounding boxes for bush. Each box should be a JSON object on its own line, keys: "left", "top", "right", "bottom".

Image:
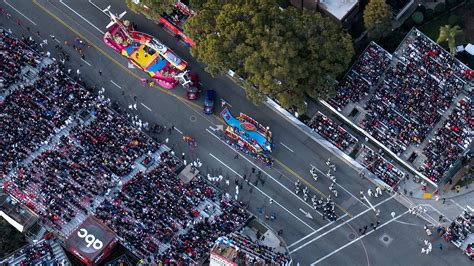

{"left": 448, "top": 15, "right": 463, "bottom": 26}
{"left": 412, "top": 11, "right": 424, "bottom": 24}
{"left": 415, "top": 5, "right": 426, "bottom": 13}
{"left": 424, "top": 8, "right": 435, "bottom": 20}
{"left": 434, "top": 2, "right": 446, "bottom": 14}
{"left": 447, "top": 0, "right": 457, "bottom": 7}
{"left": 276, "top": 0, "right": 290, "bottom": 8}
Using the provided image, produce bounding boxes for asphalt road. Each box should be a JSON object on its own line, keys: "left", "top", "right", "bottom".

{"left": 0, "top": 1, "right": 470, "bottom": 265}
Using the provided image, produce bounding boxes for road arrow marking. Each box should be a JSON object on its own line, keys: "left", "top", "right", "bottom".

{"left": 127, "top": 62, "right": 135, "bottom": 68}
{"left": 299, "top": 208, "right": 313, "bottom": 219}
{"left": 216, "top": 124, "right": 224, "bottom": 131}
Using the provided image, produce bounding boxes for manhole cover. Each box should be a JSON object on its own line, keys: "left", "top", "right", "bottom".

{"left": 379, "top": 233, "right": 393, "bottom": 246}
{"left": 190, "top": 115, "right": 197, "bottom": 122}
{"left": 348, "top": 233, "right": 356, "bottom": 240}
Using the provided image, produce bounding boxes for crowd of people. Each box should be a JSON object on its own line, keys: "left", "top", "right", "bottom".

{"left": 439, "top": 209, "right": 473, "bottom": 248}
{"left": 211, "top": 232, "right": 289, "bottom": 265}
{"left": 421, "top": 98, "right": 473, "bottom": 183}
{"left": 0, "top": 29, "right": 41, "bottom": 89}
{"left": 0, "top": 29, "right": 265, "bottom": 264}
{"left": 361, "top": 29, "right": 468, "bottom": 156}
{"left": 360, "top": 145, "right": 405, "bottom": 187}
{"left": 8, "top": 239, "right": 57, "bottom": 266}
{"left": 95, "top": 159, "right": 251, "bottom": 264}
{"left": 324, "top": 28, "right": 472, "bottom": 185}
{"left": 329, "top": 42, "right": 391, "bottom": 111}
{"left": 308, "top": 112, "right": 358, "bottom": 152}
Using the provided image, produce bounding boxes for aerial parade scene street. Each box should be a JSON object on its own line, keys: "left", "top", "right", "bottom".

{"left": 0, "top": 0, "right": 473, "bottom": 265}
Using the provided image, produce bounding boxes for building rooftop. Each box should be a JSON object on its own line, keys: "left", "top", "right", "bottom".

{"left": 318, "top": 0, "right": 358, "bottom": 20}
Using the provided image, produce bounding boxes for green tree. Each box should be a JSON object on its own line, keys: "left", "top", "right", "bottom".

{"left": 125, "top": 0, "right": 175, "bottom": 20}
{"left": 363, "top": 0, "right": 392, "bottom": 39}
{"left": 437, "top": 25, "right": 463, "bottom": 54}
{"left": 0, "top": 218, "right": 26, "bottom": 257}
{"left": 185, "top": 0, "right": 353, "bottom": 111}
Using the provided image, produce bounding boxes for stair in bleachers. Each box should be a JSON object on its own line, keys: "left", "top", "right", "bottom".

{"left": 51, "top": 240, "right": 71, "bottom": 266}
{"left": 60, "top": 211, "right": 88, "bottom": 237}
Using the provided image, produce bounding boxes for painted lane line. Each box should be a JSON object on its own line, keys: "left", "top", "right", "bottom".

{"left": 4, "top": 0, "right": 37, "bottom": 25}
{"left": 280, "top": 142, "right": 294, "bottom": 153}
{"left": 449, "top": 199, "right": 465, "bottom": 211}
{"left": 310, "top": 163, "right": 369, "bottom": 209}
{"left": 174, "top": 127, "right": 183, "bottom": 134}
{"left": 206, "top": 128, "right": 324, "bottom": 217}
{"left": 59, "top": 0, "right": 104, "bottom": 34}
{"left": 140, "top": 103, "right": 152, "bottom": 111}
{"left": 289, "top": 194, "right": 396, "bottom": 254}
{"left": 309, "top": 210, "right": 410, "bottom": 265}
{"left": 81, "top": 58, "right": 92, "bottom": 66}
{"left": 209, "top": 153, "right": 317, "bottom": 231}
{"left": 110, "top": 80, "right": 122, "bottom": 89}
{"left": 88, "top": 0, "right": 108, "bottom": 16}
{"left": 288, "top": 220, "right": 336, "bottom": 248}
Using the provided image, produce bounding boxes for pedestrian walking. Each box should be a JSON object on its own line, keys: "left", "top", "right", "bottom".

{"left": 375, "top": 186, "right": 382, "bottom": 196}
{"left": 67, "top": 69, "right": 72, "bottom": 74}
{"left": 225, "top": 179, "right": 230, "bottom": 186}
{"left": 367, "top": 189, "right": 373, "bottom": 197}
{"left": 252, "top": 167, "right": 255, "bottom": 174}
{"left": 99, "top": 70, "right": 102, "bottom": 76}
{"left": 234, "top": 154, "right": 239, "bottom": 159}
{"left": 439, "top": 243, "right": 443, "bottom": 250}
{"left": 442, "top": 198, "right": 446, "bottom": 204}
{"left": 76, "top": 69, "right": 80, "bottom": 75}
{"left": 391, "top": 211, "right": 396, "bottom": 219}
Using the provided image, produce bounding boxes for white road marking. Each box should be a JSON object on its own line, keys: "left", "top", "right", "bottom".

{"left": 4, "top": 0, "right": 37, "bottom": 25}
{"left": 59, "top": 0, "right": 104, "bottom": 34}
{"left": 449, "top": 199, "right": 465, "bottom": 210}
{"left": 206, "top": 128, "right": 324, "bottom": 217}
{"left": 140, "top": 103, "right": 152, "bottom": 111}
{"left": 87, "top": 0, "right": 108, "bottom": 15}
{"left": 110, "top": 80, "right": 122, "bottom": 89}
{"left": 174, "top": 127, "right": 183, "bottom": 134}
{"left": 209, "top": 153, "right": 317, "bottom": 231}
{"left": 289, "top": 194, "right": 396, "bottom": 254}
{"left": 208, "top": 126, "right": 217, "bottom": 132}
{"left": 309, "top": 211, "right": 410, "bottom": 265}
{"left": 81, "top": 58, "right": 92, "bottom": 66}
{"left": 53, "top": 38, "right": 61, "bottom": 44}
{"left": 280, "top": 142, "right": 294, "bottom": 153}
{"left": 288, "top": 220, "right": 336, "bottom": 248}
{"left": 310, "top": 163, "right": 369, "bottom": 209}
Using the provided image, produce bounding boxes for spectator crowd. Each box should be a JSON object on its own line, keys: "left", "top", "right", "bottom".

{"left": 322, "top": 28, "right": 472, "bottom": 185}
{"left": 360, "top": 145, "right": 406, "bottom": 187}
{"left": 421, "top": 98, "right": 473, "bottom": 183}
{"left": 7, "top": 239, "right": 57, "bottom": 266}
{"left": 1, "top": 28, "right": 266, "bottom": 265}
{"left": 329, "top": 42, "right": 391, "bottom": 111}
{"left": 439, "top": 209, "right": 473, "bottom": 249}
{"left": 308, "top": 112, "right": 357, "bottom": 152}
{"left": 95, "top": 161, "right": 251, "bottom": 264}
{"left": 211, "top": 232, "right": 290, "bottom": 265}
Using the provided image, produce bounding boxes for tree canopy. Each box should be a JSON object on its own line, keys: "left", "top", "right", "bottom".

{"left": 437, "top": 24, "right": 463, "bottom": 54}
{"left": 184, "top": 0, "right": 354, "bottom": 111}
{"left": 363, "top": 0, "right": 392, "bottom": 39}
{"left": 125, "top": 0, "right": 175, "bottom": 20}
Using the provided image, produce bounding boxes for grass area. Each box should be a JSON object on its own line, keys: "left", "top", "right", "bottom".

{"left": 0, "top": 218, "right": 27, "bottom": 257}
{"left": 349, "top": 144, "right": 360, "bottom": 159}
{"left": 247, "top": 218, "right": 268, "bottom": 235}
{"left": 419, "top": 13, "right": 466, "bottom": 45}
